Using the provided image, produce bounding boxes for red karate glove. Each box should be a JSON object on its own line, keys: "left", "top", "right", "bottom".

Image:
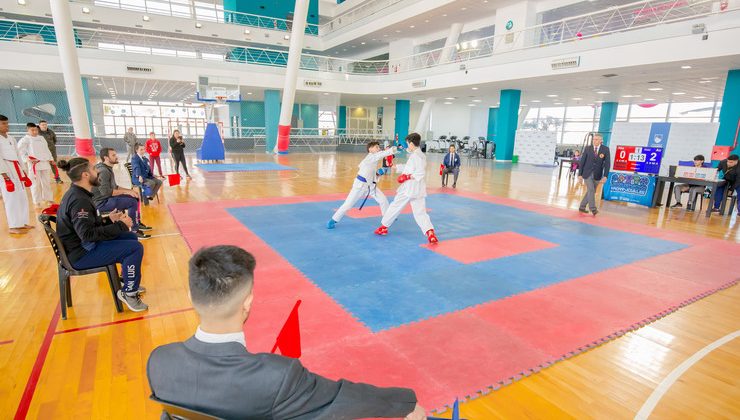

{"left": 3, "top": 174, "right": 14, "bottom": 192}
{"left": 21, "top": 172, "right": 32, "bottom": 187}
{"left": 397, "top": 174, "right": 411, "bottom": 184}
{"left": 439, "top": 164, "right": 444, "bottom": 176}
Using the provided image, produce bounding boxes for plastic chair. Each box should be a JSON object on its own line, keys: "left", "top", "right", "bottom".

{"left": 125, "top": 162, "right": 160, "bottom": 204}
{"left": 38, "top": 214, "right": 124, "bottom": 320}
{"left": 150, "top": 396, "right": 222, "bottom": 420}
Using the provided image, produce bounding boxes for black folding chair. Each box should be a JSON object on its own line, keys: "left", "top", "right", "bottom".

{"left": 150, "top": 396, "right": 222, "bottom": 420}
{"left": 38, "top": 214, "right": 123, "bottom": 320}
{"left": 125, "top": 161, "right": 160, "bottom": 204}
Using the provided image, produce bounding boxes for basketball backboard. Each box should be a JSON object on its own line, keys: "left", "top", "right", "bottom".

{"left": 196, "top": 75, "right": 241, "bottom": 102}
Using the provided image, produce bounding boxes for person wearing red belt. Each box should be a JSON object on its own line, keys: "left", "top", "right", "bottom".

{"left": 145, "top": 132, "right": 164, "bottom": 178}
{"left": 0, "top": 115, "right": 33, "bottom": 234}
{"left": 18, "top": 123, "right": 55, "bottom": 208}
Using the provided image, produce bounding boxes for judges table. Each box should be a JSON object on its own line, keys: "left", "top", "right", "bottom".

{"left": 557, "top": 157, "right": 575, "bottom": 178}
{"left": 653, "top": 176, "right": 729, "bottom": 217}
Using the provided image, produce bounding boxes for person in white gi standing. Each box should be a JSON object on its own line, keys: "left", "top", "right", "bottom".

{"left": 328, "top": 141, "right": 397, "bottom": 229}
{"left": 18, "top": 123, "right": 55, "bottom": 207}
{"left": 0, "top": 115, "right": 33, "bottom": 234}
{"left": 374, "top": 133, "right": 438, "bottom": 244}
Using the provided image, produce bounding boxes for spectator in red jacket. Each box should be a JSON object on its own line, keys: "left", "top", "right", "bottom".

{"left": 145, "top": 132, "right": 164, "bottom": 177}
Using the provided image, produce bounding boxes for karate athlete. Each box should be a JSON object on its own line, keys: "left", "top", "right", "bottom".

{"left": 18, "top": 123, "right": 55, "bottom": 207}
{"left": 327, "top": 141, "right": 397, "bottom": 229}
{"left": 374, "top": 133, "right": 438, "bottom": 244}
{"left": 0, "top": 115, "right": 33, "bottom": 234}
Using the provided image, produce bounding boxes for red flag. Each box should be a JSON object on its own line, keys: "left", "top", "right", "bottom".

{"left": 167, "top": 173, "right": 181, "bottom": 186}
{"left": 271, "top": 300, "right": 302, "bottom": 358}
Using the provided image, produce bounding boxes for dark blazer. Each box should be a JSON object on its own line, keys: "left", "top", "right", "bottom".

{"left": 578, "top": 144, "right": 611, "bottom": 181}
{"left": 443, "top": 152, "right": 461, "bottom": 168}
{"left": 131, "top": 154, "right": 153, "bottom": 186}
{"left": 718, "top": 159, "right": 737, "bottom": 188}
{"left": 147, "top": 337, "right": 417, "bottom": 420}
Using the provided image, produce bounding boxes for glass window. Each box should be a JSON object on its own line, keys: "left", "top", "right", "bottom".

{"left": 617, "top": 104, "right": 629, "bottom": 121}
{"left": 629, "top": 103, "right": 668, "bottom": 121}
{"left": 668, "top": 102, "right": 715, "bottom": 121}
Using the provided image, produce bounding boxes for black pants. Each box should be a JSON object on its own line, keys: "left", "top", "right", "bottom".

{"left": 173, "top": 152, "right": 190, "bottom": 176}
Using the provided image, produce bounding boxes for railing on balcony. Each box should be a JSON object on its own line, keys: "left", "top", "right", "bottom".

{"left": 1, "top": 0, "right": 736, "bottom": 76}
{"left": 320, "top": 0, "right": 420, "bottom": 35}
{"left": 70, "top": 0, "right": 319, "bottom": 36}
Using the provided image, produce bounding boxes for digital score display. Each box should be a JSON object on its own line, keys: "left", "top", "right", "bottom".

{"left": 613, "top": 146, "right": 663, "bottom": 174}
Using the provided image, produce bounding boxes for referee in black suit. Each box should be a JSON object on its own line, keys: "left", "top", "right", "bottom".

{"left": 578, "top": 133, "right": 611, "bottom": 216}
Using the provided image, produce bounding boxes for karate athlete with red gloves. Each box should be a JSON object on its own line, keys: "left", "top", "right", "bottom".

{"left": 0, "top": 115, "right": 33, "bottom": 234}
{"left": 374, "top": 132, "right": 438, "bottom": 244}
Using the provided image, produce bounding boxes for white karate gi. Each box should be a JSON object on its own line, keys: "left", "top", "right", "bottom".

{"left": 0, "top": 133, "right": 30, "bottom": 228}
{"left": 17, "top": 134, "right": 54, "bottom": 204}
{"left": 332, "top": 148, "right": 396, "bottom": 222}
{"left": 381, "top": 148, "right": 434, "bottom": 233}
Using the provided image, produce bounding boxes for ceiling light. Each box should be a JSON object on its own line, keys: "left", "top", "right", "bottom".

{"left": 284, "top": 35, "right": 290, "bottom": 40}
{"left": 142, "top": 15, "right": 150, "bottom": 21}
{"left": 17, "top": 0, "right": 26, "bottom": 5}
{"left": 418, "top": 100, "right": 425, "bottom": 103}
{"left": 698, "top": 80, "right": 712, "bottom": 84}
{"left": 648, "top": 87, "right": 663, "bottom": 91}
{"left": 468, "top": 104, "right": 476, "bottom": 107}
{"left": 693, "top": 96, "right": 706, "bottom": 99}
{"left": 190, "top": 82, "right": 196, "bottom": 85}
{"left": 409, "top": 25, "right": 415, "bottom": 28}
{"left": 395, "top": 30, "right": 401, "bottom": 33}
{"left": 672, "top": 92, "right": 686, "bottom": 95}
{"left": 554, "top": 102, "right": 563, "bottom": 105}
{"left": 520, "top": 104, "right": 527, "bottom": 107}
{"left": 21, "top": 88, "right": 27, "bottom": 91}
{"left": 621, "top": 94, "right": 640, "bottom": 98}
{"left": 425, "top": 20, "right": 429, "bottom": 23}
{"left": 644, "top": 98, "right": 655, "bottom": 101}
{"left": 82, "top": 6, "right": 91, "bottom": 14}
{"left": 13, "top": 85, "right": 20, "bottom": 88}
{"left": 195, "top": 22, "right": 202, "bottom": 28}
{"left": 572, "top": 97, "right": 582, "bottom": 100}
{"left": 547, "top": 94, "right": 558, "bottom": 97}
{"left": 323, "top": 92, "right": 330, "bottom": 95}
{"left": 472, "top": 99, "right": 482, "bottom": 102}
{"left": 461, "top": 7, "right": 467, "bottom": 10}
{"left": 471, "top": 87, "right": 478, "bottom": 90}
{"left": 247, "top": 92, "right": 253, "bottom": 95}
{"left": 382, "top": 97, "right": 388, "bottom": 99}
{"left": 681, "top": 65, "right": 692, "bottom": 69}
{"left": 596, "top": 91, "right": 610, "bottom": 94}
{"left": 360, "top": 42, "right": 366, "bottom": 45}
{"left": 443, "top": 102, "right": 452, "bottom": 105}
{"left": 442, "top": 14, "right": 447, "bottom": 17}
{"left": 445, "top": 97, "right": 455, "bottom": 100}
{"left": 530, "top": 100, "right": 541, "bottom": 103}
{"left": 96, "top": 83, "right": 103, "bottom": 86}
{"left": 244, "top": 29, "right": 251, "bottom": 35}
{"left": 701, "top": 77, "right": 718, "bottom": 80}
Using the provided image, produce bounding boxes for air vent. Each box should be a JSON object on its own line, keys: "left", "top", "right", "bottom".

{"left": 135, "top": 24, "right": 142, "bottom": 28}
{"left": 45, "top": 13, "right": 52, "bottom": 17}
{"left": 175, "top": 29, "right": 182, "bottom": 33}
{"left": 602, "top": 73, "right": 618, "bottom": 78}
{"left": 126, "top": 65, "right": 153, "bottom": 74}
{"left": 551, "top": 57, "right": 580, "bottom": 70}
{"left": 648, "top": 81, "right": 660, "bottom": 84}
{"left": 211, "top": 34, "right": 218, "bottom": 37}
{"left": 92, "top": 19, "right": 100, "bottom": 23}
{"left": 412, "top": 79, "right": 427, "bottom": 88}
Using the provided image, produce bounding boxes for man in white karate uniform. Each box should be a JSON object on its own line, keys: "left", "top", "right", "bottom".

{"left": 327, "top": 141, "right": 397, "bottom": 229}
{"left": 374, "top": 133, "right": 438, "bottom": 244}
{"left": 18, "top": 123, "right": 54, "bottom": 207}
{"left": 0, "top": 115, "right": 32, "bottom": 234}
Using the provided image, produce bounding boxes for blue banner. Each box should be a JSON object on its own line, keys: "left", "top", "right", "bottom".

{"left": 603, "top": 172, "right": 656, "bottom": 206}
{"left": 647, "top": 122, "right": 671, "bottom": 148}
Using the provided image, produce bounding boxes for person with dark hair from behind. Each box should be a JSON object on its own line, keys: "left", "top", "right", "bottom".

{"left": 92, "top": 147, "right": 153, "bottom": 239}
{"left": 131, "top": 144, "right": 163, "bottom": 206}
{"left": 56, "top": 158, "right": 148, "bottom": 312}
{"left": 169, "top": 129, "right": 191, "bottom": 180}
{"left": 711, "top": 154, "right": 738, "bottom": 215}
{"left": 38, "top": 120, "right": 62, "bottom": 183}
{"left": 147, "top": 245, "right": 426, "bottom": 420}
{"left": 672, "top": 154, "right": 707, "bottom": 212}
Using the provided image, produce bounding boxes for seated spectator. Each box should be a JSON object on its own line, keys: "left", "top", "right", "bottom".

{"left": 712, "top": 154, "right": 738, "bottom": 214}
{"left": 131, "top": 144, "right": 163, "bottom": 206}
{"left": 55, "top": 158, "right": 148, "bottom": 312}
{"left": 673, "top": 154, "right": 707, "bottom": 212}
{"left": 441, "top": 144, "right": 461, "bottom": 188}
{"left": 147, "top": 245, "right": 425, "bottom": 420}
{"left": 92, "top": 147, "right": 153, "bottom": 240}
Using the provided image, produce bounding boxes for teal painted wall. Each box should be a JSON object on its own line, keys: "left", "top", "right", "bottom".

{"left": 715, "top": 69, "right": 740, "bottom": 155}
{"left": 300, "top": 104, "right": 318, "bottom": 128}
{"left": 264, "top": 90, "right": 280, "bottom": 152}
{"left": 598, "top": 102, "right": 618, "bottom": 146}
{"left": 394, "top": 100, "right": 410, "bottom": 147}
{"left": 495, "top": 90, "right": 521, "bottom": 160}
{"left": 338, "top": 106, "right": 347, "bottom": 134}
{"left": 487, "top": 107, "right": 498, "bottom": 141}
{"left": 223, "top": 0, "right": 319, "bottom": 29}
{"left": 241, "top": 101, "right": 266, "bottom": 127}
{"left": 81, "top": 78, "right": 94, "bottom": 137}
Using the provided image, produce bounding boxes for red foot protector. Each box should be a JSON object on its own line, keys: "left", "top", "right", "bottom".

{"left": 277, "top": 125, "right": 291, "bottom": 154}
{"left": 3, "top": 175, "right": 14, "bottom": 192}
{"left": 422, "top": 231, "right": 557, "bottom": 264}
{"left": 75, "top": 138, "right": 95, "bottom": 157}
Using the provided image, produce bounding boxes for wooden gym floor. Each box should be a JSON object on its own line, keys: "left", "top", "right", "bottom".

{"left": 0, "top": 152, "right": 737, "bottom": 419}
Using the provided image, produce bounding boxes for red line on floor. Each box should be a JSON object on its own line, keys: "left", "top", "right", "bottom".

{"left": 54, "top": 307, "right": 194, "bottom": 335}
{"left": 14, "top": 305, "right": 61, "bottom": 420}
{"left": 0, "top": 339, "right": 14, "bottom": 346}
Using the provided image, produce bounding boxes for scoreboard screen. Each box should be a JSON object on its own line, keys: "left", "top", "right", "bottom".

{"left": 613, "top": 145, "right": 663, "bottom": 174}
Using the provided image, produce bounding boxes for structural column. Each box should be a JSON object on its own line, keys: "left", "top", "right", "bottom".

{"left": 487, "top": 107, "right": 498, "bottom": 141}
{"left": 50, "top": 0, "right": 94, "bottom": 156}
{"left": 264, "top": 90, "right": 281, "bottom": 153}
{"left": 394, "top": 99, "right": 410, "bottom": 147}
{"left": 337, "top": 105, "right": 347, "bottom": 135}
{"left": 715, "top": 69, "right": 740, "bottom": 155}
{"left": 413, "top": 98, "right": 436, "bottom": 137}
{"left": 81, "top": 78, "right": 94, "bottom": 138}
{"left": 276, "top": 0, "right": 310, "bottom": 154}
{"left": 598, "top": 102, "right": 618, "bottom": 146}
{"left": 440, "top": 23, "right": 464, "bottom": 64}
{"left": 495, "top": 90, "right": 521, "bottom": 160}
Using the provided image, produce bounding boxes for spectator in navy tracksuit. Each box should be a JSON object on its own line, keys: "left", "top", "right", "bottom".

{"left": 441, "top": 145, "right": 461, "bottom": 188}
{"left": 712, "top": 154, "right": 738, "bottom": 215}
{"left": 55, "top": 157, "right": 148, "bottom": 312}
{"left": 131, "top": 144, "right": 163, "bottom": 206}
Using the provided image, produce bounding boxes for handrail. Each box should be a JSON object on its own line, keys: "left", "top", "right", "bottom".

{"left": 1, "top": 0, "right": 736, "bottom": 76}
{"left": 70, "top": 0, "right": 319, "bottom": 36}
{"left": 320, "top": 0, "right": 421, "bottom": 35}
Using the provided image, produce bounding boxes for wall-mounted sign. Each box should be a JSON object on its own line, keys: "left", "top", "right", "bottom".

{"left": 412, "top": 79, "right": 427, "bottom": 88}
{"left": 505, "top": 20, "right": 514, "bottom": 30}
{"left": 304, "top": 80, "right": 323, "bottom": 87}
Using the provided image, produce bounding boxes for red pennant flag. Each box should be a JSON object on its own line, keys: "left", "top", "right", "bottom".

{"left": 270, "top": 300, "right": 302, "bottom": 358}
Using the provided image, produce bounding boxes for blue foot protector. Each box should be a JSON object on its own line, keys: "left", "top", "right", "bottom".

{"left": 327, "top": 219, "right": 337, "bottom": 229}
